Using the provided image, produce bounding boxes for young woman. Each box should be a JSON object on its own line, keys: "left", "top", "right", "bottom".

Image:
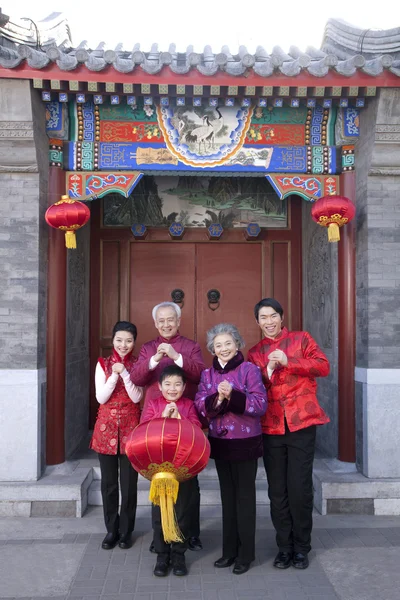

{"left": 90, "top": 321, "right": 142, "bottom": 550}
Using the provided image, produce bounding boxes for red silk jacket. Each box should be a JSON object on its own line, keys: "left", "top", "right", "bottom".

{"left": 140, "top": 395, "right": 202, "bottom": 429}
{"left": 90, "top": 352, "right": 141, "bottom": 455}
{"left": 130, "top": 333, "right": 205, "bottom": 403}
{"left": 247, "top": 328, "right": 330, "bottom": 435}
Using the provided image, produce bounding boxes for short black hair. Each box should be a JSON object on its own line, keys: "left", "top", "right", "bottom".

{"left": 254, "top": 298, "right": 284, "bottom": 321}
{"left": 158, "top": 364, "right": 187, "bottom": 384}
{"left": 112, "top": 321, "right": 138, "bottom": 341}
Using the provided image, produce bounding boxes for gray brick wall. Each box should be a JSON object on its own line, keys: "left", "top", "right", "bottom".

{"left": 0, "top": 81, "right": 49, "bottom": 369}
{"left": 355, "top": 90, "right": 400, "bottom": 368}
{"left": 302, "top": 201, "right": 339, "bottom": 458}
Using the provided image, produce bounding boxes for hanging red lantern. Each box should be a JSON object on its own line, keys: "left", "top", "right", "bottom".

{"left": 45, "top": 195, "right": 90, "bottom": 249}
{"left": 311, "top": 195, "right": 355, "bottom": 242}
{"left": 126, "top": 418, "right": 210, "bottom": 543}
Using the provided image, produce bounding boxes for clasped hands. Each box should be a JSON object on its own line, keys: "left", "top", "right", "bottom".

{"left": 267, "top": 349, "right": 288, "bottom": 371}
{"left": 216, "top": 380, "right": 232, "bottom": 405}
{"left": 112, "top": 362, "right": 125, "bottom": 375}
{"left": 153, "top": 343, "right": 180, "bottom": 363}
{"left": 162, "top": 402, "right": 180, "bottom": 419}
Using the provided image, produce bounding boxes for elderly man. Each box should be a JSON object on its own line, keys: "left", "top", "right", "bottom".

{"left": 130, "top": 301, "right": 206, "bottom": 552}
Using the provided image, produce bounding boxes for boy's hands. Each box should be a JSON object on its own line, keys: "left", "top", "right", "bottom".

{"left": 162, "top": 402, "right": 180, "bottom": 418}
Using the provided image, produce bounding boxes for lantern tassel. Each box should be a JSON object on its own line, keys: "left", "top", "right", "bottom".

{"left": 327, "top": 222, "right": 340, "bottom": 243}
{"left": 149, "top": 472, "right": 183, "bottom": 543}
{"left": 65, "top": 230, "right": 77, "bottom": 249}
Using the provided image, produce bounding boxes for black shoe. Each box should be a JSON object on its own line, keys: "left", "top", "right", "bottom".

{"left": 273, "top": 551, "right": 293, "bottom": 569}
{"left": 172, "top": 555, "right": 188, "bottom": 576}
{"left": 118, "top": 533, "right": 132, "bottom": 549}
{"left": 149, "top": 540, "right": 156, "bottom": 553}
{"left": 101, "top": 532, "right": 119, "bottom": 550}
{"left": 214, "top": 556, "right": 236, "bottom": 568}
{"left": 292, "top": 552, "right": 309, "bottom": 569}
{"left": 153, "top": 556, "right": 170, "bottom": 577}
{"left": 188, "top": 536, "right": 203, "bottom": 551}
{"left": 233, "top": 562, "right": 250, "bottom": 575}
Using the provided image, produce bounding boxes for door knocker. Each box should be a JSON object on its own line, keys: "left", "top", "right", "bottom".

{"left": 171, "top": 288, "right": 185, "bottom": 308}
{"left": 207, "top": 289, "right": 220, "bottom": 311}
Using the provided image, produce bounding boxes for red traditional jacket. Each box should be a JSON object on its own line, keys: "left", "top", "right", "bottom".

{"left": 247, "top": 328, "right": 330, "bottom": 435}
{"left": 130, "top": 333, "right": 205, "bottom": 403}
{"left": 90, "top": 350, "right": 141, "bottom": 455}
{"left": 140, "top": 395, "right": 202, "bottom": 429}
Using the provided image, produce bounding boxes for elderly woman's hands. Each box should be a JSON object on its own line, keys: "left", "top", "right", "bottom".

{"left": 217, "top": 380, "right": 232, "bottom": 404}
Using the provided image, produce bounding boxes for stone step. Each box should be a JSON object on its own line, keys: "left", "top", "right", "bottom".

{"left": 87, "top": 477, "right": 270, "bottom": 506}
{"left": 313, "top": 458, "right": 400, "bottom": 516}
{"left": 0, "top": 467, "right": 92, "bottom": 517}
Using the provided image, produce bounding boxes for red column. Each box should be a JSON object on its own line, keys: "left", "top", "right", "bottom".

{"left": 46, "top": 166, "right": 66, "bottom": 465}
{"left": 338, "top": 172, "right": 356, "bottom": 462}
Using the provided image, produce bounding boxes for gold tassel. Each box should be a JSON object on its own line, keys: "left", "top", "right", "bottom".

{"left": 327, "top": 222, "right": 340, "bottom": 243}
{"left": 149, "top": 472, "right": 183, "bottom": 543}
{"left": 65, "top": 230, "right": 77, "bottom": 249}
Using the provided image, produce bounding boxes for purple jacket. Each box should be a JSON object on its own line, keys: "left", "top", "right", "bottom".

{"left": 195, "top": 352, "right": 267, "bottom": 461}
{"left": 130, "top": 333, "right": 206, "bottom": 404}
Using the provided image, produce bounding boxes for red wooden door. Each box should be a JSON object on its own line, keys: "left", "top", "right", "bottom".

{"left": 196, "top": 243, "right": 262, "bottom": 364}
{"left": 129, "top": 243, "right": 196, "bottom": 350}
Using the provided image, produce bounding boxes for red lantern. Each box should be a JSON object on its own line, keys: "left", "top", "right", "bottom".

{"left": 45, "top": 195, "right": 90, "bottom": 249}
{"left": 126, "top": 418, "right": 210, "bottom": 542}
{"left": 311, "top": 195, "right": 355, "bottom": 242}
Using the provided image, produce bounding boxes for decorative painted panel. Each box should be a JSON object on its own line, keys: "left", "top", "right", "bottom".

{"left": 56, "top": 98, "right": 362, "bottom": 173}
{"left": 66, "top": 171, "right": 144, "bottom": 199}
{"left": 266, "top": 174, "right": 339, "bottom": 201}
{"left": 97, "top": 175, "right": 288, "bottom": 228}
{"left": 45, "top": 101, "right": 69, "bottom": 139}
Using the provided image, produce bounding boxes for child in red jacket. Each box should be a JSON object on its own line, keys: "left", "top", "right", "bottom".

{"left": 140, "top": 364, "right": 202, "bottom": 577}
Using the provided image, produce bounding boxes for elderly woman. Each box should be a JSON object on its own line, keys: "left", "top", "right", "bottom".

{"left": 195, "top": 323, "right": 267, "bottom": 575}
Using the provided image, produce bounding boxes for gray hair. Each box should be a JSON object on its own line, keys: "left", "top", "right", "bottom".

{"left": 152, "top": 302, "right": 182, "bottom": 321}
{"left": 206, "top": 323, "right": 245, "bottom": 355}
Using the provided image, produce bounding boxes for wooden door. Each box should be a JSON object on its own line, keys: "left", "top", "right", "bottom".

{"left": 129, "top": 243, "right": 196, "bottom": 350}
{"left": 89, "top": 197, "right": 302, "bottom": 425}
{"left": 196, "top": 244, "right": 262, "bottom": 364}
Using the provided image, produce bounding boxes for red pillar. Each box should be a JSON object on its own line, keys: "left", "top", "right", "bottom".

{"left": 46, "top": 166, "right": 66, "bottom": 465}
{"left": 338, "top": 172, "right": 356, "bottom": 462}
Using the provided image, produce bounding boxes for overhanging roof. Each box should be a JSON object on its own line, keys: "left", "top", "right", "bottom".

{"left": 0, "top": 12, "right": 400, "bottom": 84}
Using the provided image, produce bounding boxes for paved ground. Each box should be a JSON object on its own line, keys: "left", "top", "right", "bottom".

{"left": 1, "top": 505, "right": 400, "bottom": 600}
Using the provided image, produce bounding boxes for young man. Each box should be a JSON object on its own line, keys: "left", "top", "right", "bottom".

{"left": 140, "top": 365, "right": 203, "bottom": 578}
{"left": 248, "top": 298, "right": 330, "bottom": 570}
{"left": 130, "top": 301, "right": 205, "bottom": 552}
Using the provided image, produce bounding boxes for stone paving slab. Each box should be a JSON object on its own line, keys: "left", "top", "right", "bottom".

{"left": 0, "top": 544, "right": 85, "bottom": 597}
{"left": 2, "top": 509, "right": 400, "bottom": 599}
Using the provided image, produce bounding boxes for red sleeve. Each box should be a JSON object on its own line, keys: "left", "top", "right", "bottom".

{"left": 181, "top": 342, "right": 206, "bottom": 384}
{"left": 247, "top": 347, "right": 272, "bottom": 389}
{"left": 140, "top": 398, "right": 159, "bottom": 424}
{"left": 183, "top": 401, "right": 202, "bottom": 429}
{"left": 286, "top": 333, "right": 330, "bottom": 378}
{"left": 130, "top": 343, "right": 154, "bottom": 386}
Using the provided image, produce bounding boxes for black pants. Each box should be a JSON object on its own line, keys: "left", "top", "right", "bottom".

{"left": 215, "top": 458, "right": 258, "bottom": 564}
{"left": 98, "top": 452, "right": 138, "bottom": 535}
{"left": 262, "top": 423, "right": 316, "bottom": 554}
{"left": 152, "top": 476, "right": 198, "bottom": 558}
